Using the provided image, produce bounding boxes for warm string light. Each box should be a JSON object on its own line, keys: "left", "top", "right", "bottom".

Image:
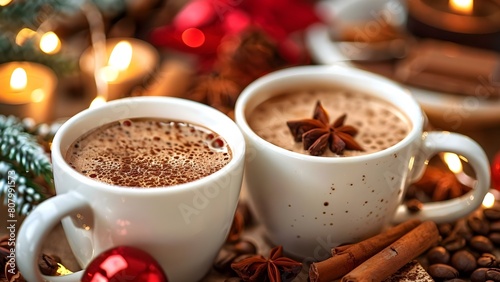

{"left": 40, "top": 31, "right": 61, "bottom": 54}
{"left": 0, "top": 0, "right": 12, "bottom": 6}
{"left": 15, "top": 28, "right": 61, "bottom": 54}
{"left": 15, "top": 28, "right": 37, "bottom": 46}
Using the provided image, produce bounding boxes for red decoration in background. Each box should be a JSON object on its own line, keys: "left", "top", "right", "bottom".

{"left": 82, "top": 246, "right": 168, "bottom": 282}
{"left": 149, "top": 0, "right": 320, "bottom": 69}
{"left": 492, "top": 151, "right": 500, "bottom": 190}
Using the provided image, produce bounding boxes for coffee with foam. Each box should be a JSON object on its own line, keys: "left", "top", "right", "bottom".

{"left": 248, "top": 89, "right": 411, "bottom": 157}
{"left": 66, "top": 118, "right": 232, "bottom": 187}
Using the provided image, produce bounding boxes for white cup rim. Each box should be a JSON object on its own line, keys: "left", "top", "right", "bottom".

{"left": 234, "top": 65, "right": 424, "bottom": 162}
{"left": 52, "top": 96, "right": 246, "bottom": 195}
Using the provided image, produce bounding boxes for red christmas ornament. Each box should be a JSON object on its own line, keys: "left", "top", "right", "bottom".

{"left": 82, "top": 246, "right": 168, "bottom": 282}
{"left": 492, "top": 151, "right": 500, "bottom": 191}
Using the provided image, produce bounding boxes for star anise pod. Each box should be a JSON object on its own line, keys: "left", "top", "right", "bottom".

{"left": 286, "top": 101, "right": 364, "bottom": 156}
{"left": 231, "top": 245, "right": 302, "bottom": 282}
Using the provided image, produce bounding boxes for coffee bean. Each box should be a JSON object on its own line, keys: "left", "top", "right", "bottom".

{"left": 444, "top": 279, "right": 467, "bottom": 282}
{"left": 232, "top": 240, "right": 257, "bottom": 255}
{"left": 471, "top": 268, "right": 488, "bottom": 282}
{"left": 442, "top": 235, "right": 467, "bottom": 252}
{"left": 428, "top": 264, "right": 459, "bottom": 280}
{"left": 451, "top": 250, "right": 477, "bottom": 273}
{"left": 213, "top": 248, "right": 239, "bottom": 275}
{"left": 490, "top": 221, "right": 500, "bottom": 232}
{"left": 470, "top": 235, "right": 495, "bottom": 253}
{"left": 486, "top": 268, "right": 500, "bottom": 282}
{"left": 468, "top": 212, "right": 490, "bottom": 235}
{"left": 427, "top": 246, "right": 450, "bottom": 264}
{"left": 489, "top": 232, "right": 500, "bottom": 245}
{"left": 477, "top": 253, "right": 497, "bottom": 268}
{"left": 439, "top": 223, "right": 454, "bottom": 237}
{"left": 484, "top": 205, "right": 500, "bottom": 220}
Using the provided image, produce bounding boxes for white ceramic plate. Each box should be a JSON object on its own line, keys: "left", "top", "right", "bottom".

{"left": 306, "top": 0, "right": 500, "bottom": 129}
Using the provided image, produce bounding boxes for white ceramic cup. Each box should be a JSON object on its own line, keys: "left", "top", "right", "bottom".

{"left": 234, "top": 65, "right": 490, "bottom": 260}
{"left": 16, "top": 97, "right": 245, "bottom": 282}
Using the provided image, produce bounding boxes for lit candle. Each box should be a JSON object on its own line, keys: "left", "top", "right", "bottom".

{"left": 79, "top": 37, "right": 159, "bottom": 102}
{"left": 406, "top": 0, "right": 500, "bottom": 51}
{"left": 0, "top": 62, "right": 57, "bottom": 123}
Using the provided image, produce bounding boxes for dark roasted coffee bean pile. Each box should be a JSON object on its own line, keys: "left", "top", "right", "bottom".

{"left": 425, "top": 202, "right": 500, "bottom": 281}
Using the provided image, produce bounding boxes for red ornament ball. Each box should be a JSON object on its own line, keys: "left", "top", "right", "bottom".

{"left": 492, "top": 151, "right": 500, "bottom": 191}
{"left": 82, "top": 246, "right": 168, "bottom": 282}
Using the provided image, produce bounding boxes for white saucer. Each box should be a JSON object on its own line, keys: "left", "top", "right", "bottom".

{"left": 305, "top": 0, "right": 500, "bottom": 129}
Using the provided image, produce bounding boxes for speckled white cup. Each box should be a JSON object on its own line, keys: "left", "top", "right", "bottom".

{"left": 234, "top": 65, "right": 490, "bottom": 260}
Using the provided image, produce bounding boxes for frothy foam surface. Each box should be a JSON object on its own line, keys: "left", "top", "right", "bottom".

{"left": 248, "top": 89, "right": 411, "bottom": 157}
{"left": 66, "top": 118, "right": 232, "bottom": 187}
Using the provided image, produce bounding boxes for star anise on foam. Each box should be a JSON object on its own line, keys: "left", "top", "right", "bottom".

{"left": 231, "top": 245, "right": 302, "bottom": 282}
{"left": 286, "top": 101, "right": 364, "bottom": 156}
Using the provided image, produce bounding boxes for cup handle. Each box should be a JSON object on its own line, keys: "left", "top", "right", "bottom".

{"left": 16, "top": 191, "right": 87, "bottom": 282}
{"left": 393, "top": 131, "right": 491, "bottom": 224}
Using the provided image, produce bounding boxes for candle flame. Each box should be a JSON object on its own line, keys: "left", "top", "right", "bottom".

{"left": 15, "top": 28, "right": 36, "bottom": 46}
{"left": 90, "top": 96, "right": 107, "bottom": 108}
{"left": 108, "top": 41, "right": 132, "bottom": 71}
{"left": 443, "top": 152, "right": 463, "bottom": 173}
{"left": 0, "top": 0, "right": 12, "bottom": 6}
{"left": 99, "top": 66, "right": 120, "bottom": 82}
{"left": 40, "top": 31, "right": 61, "bottom": 54}
{"left": 483, "top": 192, "right": 496, "bottom": 208}
{"left": 10, "top": 67, "right": 27, "bottom": 91}
{"left": 449, "top": 0, "right": 473, "bottom": 14}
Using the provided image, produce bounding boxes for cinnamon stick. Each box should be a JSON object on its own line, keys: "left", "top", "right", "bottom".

{"left": 341, "top": 220, "right": 440, "bottom": 282}
{"left": 309, "top": 219, "right": 421, "bottom": 282}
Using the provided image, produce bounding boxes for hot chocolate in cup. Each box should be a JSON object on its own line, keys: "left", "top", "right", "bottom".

{"left": 16, "top": 97, "right": 246, "bottom": 282}
{"left": 234, "top": 65, "right": 490, "bottom": 260}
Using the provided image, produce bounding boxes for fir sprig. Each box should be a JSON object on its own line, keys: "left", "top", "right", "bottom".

{"left": 0, "top": 115, "right": 54, "bottom": 215}
{"left": 0, "top": 0, "right": 125, "bottom": 29}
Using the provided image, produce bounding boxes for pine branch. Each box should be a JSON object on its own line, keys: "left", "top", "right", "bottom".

{"left": 0, "top": 0, "right": 58, "bottom": 29}
{"left": 0, "top": 0, "right": 125, "bottom": 30}
{"left": 0, "top": 115, "right": 54, "bottom": 215}
{"left": 0, "top": 161, "right": 47, "bottom": 215}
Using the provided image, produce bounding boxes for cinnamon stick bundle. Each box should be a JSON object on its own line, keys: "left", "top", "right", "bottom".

{"left": 342, "top": 221, "right": 439, "bottom": 282}
{"left": 309, "top": 219, "right": 421, "bottom": 282}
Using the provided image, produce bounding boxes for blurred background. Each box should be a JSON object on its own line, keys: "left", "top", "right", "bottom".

{"left": 0, "top": 0, "right": 499, "bottom": 280}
